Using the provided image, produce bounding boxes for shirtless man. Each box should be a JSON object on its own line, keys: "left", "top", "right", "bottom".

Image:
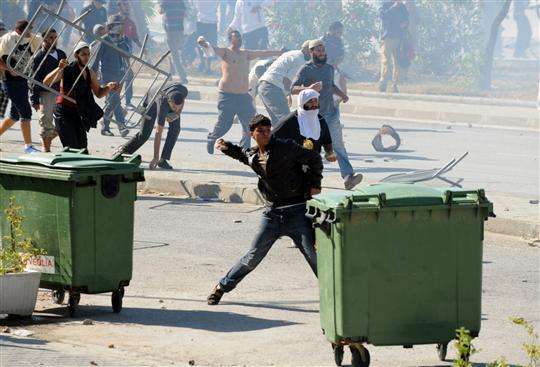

{"left": 198, "top": 30, "right": 282, "bottom": 153}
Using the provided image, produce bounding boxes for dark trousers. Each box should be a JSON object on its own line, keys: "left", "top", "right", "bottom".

{"left": 121, "top": 103, "right": 181, "bottom": 160}
{"left": 54, "top": 104, "right": 88, "bottom": 149}
{"left": 208, "top": 92, "right": 256, "bottom": 149}
{"left": 243, "top": 27, "right": 269, "bottom": 50}
{"left": 219, "top": 205, "right": 317, "bottom": 292}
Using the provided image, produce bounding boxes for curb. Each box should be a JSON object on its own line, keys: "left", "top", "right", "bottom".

{"left": 140, "top": 175, "right": 539, "bottom": 240}
{"left": 186, "top": 90, "right": 539, "bottom": 131}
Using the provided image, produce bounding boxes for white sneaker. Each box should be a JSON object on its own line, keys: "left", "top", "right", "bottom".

{"left": 344, "top": 173, "right": 363, "bottom": 190}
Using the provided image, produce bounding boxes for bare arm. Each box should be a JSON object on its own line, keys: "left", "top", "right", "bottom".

{"left": 90, "top": 69, "right": 119, "bottom": 98}
{"left": 150, "top": 124, "right": 164, "bottom": 169}
{"left": 197, "top": 37, "right": 226, "bottom": 59}
{"left": 247, "top": 50, "right": 282, "bottom": 61}
{"left": 43, "top": 59, "right": 68, "bottom": 87}
{"left": 332, "top": 84, "right": 348, "bottom": 101}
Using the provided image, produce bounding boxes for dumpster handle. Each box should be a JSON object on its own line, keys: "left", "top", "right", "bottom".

{"left": 122, "top": 173, "right": 145, "bottom": 183}
{"left": 75, "top": 178, "right": 97, "bottom": 187}
{"left": 446, "top": 189, "right": 486, "bottom": 204}
{"left": 305, "top": 206, "right": 319, "bottom": 219}
{"left": 348, "top": 194, "right": 384, "bottom": 207}
{"left": 112, "top": 153, "right": 142, "bottom": 165}
{"left": 62, "top": 147, "right": 89, "bottom": 155}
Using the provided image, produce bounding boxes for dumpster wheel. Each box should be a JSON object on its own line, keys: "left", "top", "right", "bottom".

{"left": 350, "top": 343, "right": 370, "bottom": 367}
{"left": 332, "top": 344, "right": 344, "bottom": 366}
{"left": 111, "top": 286, "right": 125, "bottom": 313}
{"left": 68, "top": 292, "right": 80, "bottom": 318}
{"left": 437, "top": 342, "right": 449, "bottom": 361}
{"left": 52, "top": 290, "right": 66, "bottom": 305}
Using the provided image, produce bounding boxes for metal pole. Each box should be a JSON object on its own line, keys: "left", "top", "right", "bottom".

{"left": 31, "top": 10, "right": 92, "bottom": 79}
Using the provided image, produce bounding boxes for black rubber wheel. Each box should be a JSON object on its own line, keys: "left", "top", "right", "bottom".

{"left": 437, "top": 343, "right": 448, "bottom": 361}
{"left": 350, "top": 344, "right": 370, "bottom": 367}
{"left": 52, "top": 290, "right": 66, "bottom": 304}
{"left": 111, "top": 287, "right": 124, "bottom": 313}
{"left": 68, "top": 292, "right": 80, "bottom": 318}
{"left": 333, "top": 344, "right": 344, "bottom": 366}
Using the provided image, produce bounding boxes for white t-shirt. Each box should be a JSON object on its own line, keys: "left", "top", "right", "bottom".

{"left": 228, "top": 0, "right": 271, "bottom": 34}
{"left": 259, "top": 50, "right": 307, "bottom": 92}
{"left": 0, "top": 31, "right": 42, "bottom": 58}
{"left": 195, "top": 0, "right": 219, "bottom": 24}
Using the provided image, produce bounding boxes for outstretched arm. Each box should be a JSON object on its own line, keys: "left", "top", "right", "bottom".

{"left": 247, "top": 50, "right": 282, "bottom": 61}
{"left": 215, "top": 139, "right": 250, "bottom": 166}
{"left": 197, "top": 37, "right": 226, "bottom": 59}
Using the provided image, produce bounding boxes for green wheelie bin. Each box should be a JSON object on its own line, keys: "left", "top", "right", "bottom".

{"left": 306, "top": 183, "right": 494, "bottom": 367}
{"left": 0, "top": 149, "right": 144, "bottom": 317}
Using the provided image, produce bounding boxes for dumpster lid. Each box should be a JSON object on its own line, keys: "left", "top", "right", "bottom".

{"left": 0, "top": 150, "right": 142, "bottom": 170}
{"left": 308, "top": 183, "right": 491, "bottom": 211}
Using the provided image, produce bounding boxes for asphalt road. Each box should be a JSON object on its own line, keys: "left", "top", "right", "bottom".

{"left": 2, "top": 197, "right": 538, "bottom": 367}
{"left": 0, "top": 100, "right": 538, "bottom": 199}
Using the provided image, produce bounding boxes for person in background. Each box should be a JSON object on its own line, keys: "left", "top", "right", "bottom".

{"left": 159, "top": 0, "right": 188, "bottom": 84}
{"left": 115, "top": 82, "right": 188, "bottom": 170}
{"left": 513, "top": 0, "right": 532, "bottom": 58}
{"left": 31, "top": 28, "right": 67, "bottom": 152}
{"left": 378, "top": 0, "right": 409, "bottom": 93}
{"left": 257, "top": 41, "right": 311, "bottom": 124}
{"left": 194, "top": 0, "right": 218, "bottom": 75}
{"left": 218, "top": 0, "right": 236, "bottom": 34}
{"left": 228, "top": 0, "right": 270, "bottom": 50}
{"left": 0, "top": 20, "right": 42, "bottom": 153}
{"left": 198, "top": 30, "right": 282, "bottom": 153}
{"left": 206, "top": 114, "right": 322, "bottom": 306}
{"left": 80, "top": 0, "right": 107, "bottom": 43}
{"left": 44, "top": 42, "right": 120, "bottom": 149}
{"left": 0, "top": 21, "right": 8, "bottom": 120}
{"left": 92, "top": 15, "right": 129, "bottom": 137}
{"left": 292, "top": 39, "right": 363, "bottom": 190}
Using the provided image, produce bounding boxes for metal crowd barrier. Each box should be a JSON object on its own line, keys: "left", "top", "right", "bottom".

{"left": 5, "top": 4, "right": 171, "bottom": 128}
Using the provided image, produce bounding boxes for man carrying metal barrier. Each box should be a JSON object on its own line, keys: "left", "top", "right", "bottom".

{"left": 43, "top": 42, "right": 120, "bottom": 149}
{"left": 114, "top": 82, "right": 188, "bottom": 170}
{"left": 0, "top": 20, "right": 42, "bottom": 153}
{"left": 31, "top": 28, "right": 67, "bottom": 152}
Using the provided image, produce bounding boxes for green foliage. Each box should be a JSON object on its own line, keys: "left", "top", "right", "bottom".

{"left": 511, "top": 317, "right": 540, "bottom": 367}
{"left": 415, "top": 0, "right": 484, "bottom": 84}
{"left": 453, "top": 327, "right": 478, "bottom": 367}
{"left": 266, "top": 0, "right": 377, "bottom": 77}
{"left": 0, "top": 197, "right": 44, "bottom": 275}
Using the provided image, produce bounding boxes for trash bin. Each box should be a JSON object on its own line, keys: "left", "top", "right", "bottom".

{"left": 0, "top": 148, "right": 144, "bottom": 317}
{"left": 306, "top": 183, "right": 494, "bottom": 367}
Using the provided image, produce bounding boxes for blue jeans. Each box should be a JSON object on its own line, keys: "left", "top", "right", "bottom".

{"left": 219, "top": 204, "right": 317, "bottom": 292}
{"left": 102, "top": 89, "right": 126, "bottom": 131}
{"left": 322, "top": 109, "right": 354, "bottom": 178}
{"left": 258, "top": 81, "right": 290, "bottom": 124}
{"left": 208, "top": 92, "right": 256, "bottom": 149}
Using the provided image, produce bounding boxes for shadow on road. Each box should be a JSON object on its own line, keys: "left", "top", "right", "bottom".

{"left": 348, "top": 152, "right": 438, "bottom": 162}
{"left": 14, "top": 306, "right": 298, "bottom": 333}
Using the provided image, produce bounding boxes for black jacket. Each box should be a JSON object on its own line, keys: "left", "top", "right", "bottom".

{"left": 31, "top": 47, "right": 67, "bottom": 105}
{"left": 224, "top": 137, "right": 323, "bottom": 207}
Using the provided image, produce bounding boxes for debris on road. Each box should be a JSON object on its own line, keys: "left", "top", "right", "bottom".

{"left": 234, "top": 220, "right": 242, "bottom": 223}
{"left": 372, "top": 125, "right": 401, "bottom": 152}
{"left": 10, "top": 329, "right": 33, "bottom": 337}
{"left": 158, "top": 299, "right": 164, "bottom": 303}
{"left": 83, "top": 319, "right": 94, "bottom": 326}
{"left": 90, "top": 362, "right": 98, "bottom": 366}
{"left": 529, "top": 199, "right": 539, "bottom": 204}
{"left": 188, "top": 360, "right": 196, "bottom": 366}
{"left": 1, "top": 327, "right": 11, "bottom": 334}
{"left": 108, "top": 344, "right": 115, "bottom": 349}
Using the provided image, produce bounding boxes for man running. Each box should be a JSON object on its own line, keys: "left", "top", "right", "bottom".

{"left": 115, "top": 82, "right": 188, "bottom": 170}
{"left": 198, "top": 30, "right": 282, "bottom": 153}
{"left": 207, "top": 114, "right": 322, "bottom": 305}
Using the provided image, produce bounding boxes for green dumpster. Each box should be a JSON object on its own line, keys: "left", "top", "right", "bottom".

{"left": 0, "top": 149, "right": 144, "bottom": 316}
{"left": 306, "top": 183, "right": 494, "bottom": 366}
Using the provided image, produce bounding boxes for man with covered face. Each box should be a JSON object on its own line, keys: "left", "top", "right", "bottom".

{"left": 92, "top": 15, "right": 130, "bottom": 137}
{"left": 291, "top": 40, "right": 363, "bottom": 190}
{"left": 198, "top": 30, "right": 282, "bottom": 153}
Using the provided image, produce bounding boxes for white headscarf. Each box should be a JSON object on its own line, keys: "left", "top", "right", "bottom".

{"left": 297, "top": 89, "right": 321, "bottom": 140}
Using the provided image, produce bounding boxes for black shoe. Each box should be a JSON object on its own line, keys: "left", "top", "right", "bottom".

{"left": 392, "top": 85, "right": 399, "bottom": 93}
{"left": 101, "top": 129, "right": 114, "bottom": 136}
{"left": 378, "top": 82, "right": 387, "bottom": 93}
{"left": 207, "top": 139, "right": 215, "bottom": 154}
{"left": 157, "top": 159, "right": 173, "bottom": 170}
{"left": 207, "top": 285, "right": 224, "bottom": 305}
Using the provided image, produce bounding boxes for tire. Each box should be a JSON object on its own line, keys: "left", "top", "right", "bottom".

{"left": 68, "top": 292, "right": 80, "bottom": 318}
{"left": 350, "top": 344, "right": 370, "bottom": 367}
{"left": 333, "top": 344, "right": 344, "bottom": 366}
{"left": 111, "top": 287, "right": 124, "bottom": 313}
{"left": 437, "top": 343, "right": 448, "bottom": 361}
{"left": 52, "top": 290, "right": 66, "bottom": 305}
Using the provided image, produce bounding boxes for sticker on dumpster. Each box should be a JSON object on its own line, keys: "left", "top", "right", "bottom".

{"left": 26, "top": 255, "right": 55, "bottom": 274}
